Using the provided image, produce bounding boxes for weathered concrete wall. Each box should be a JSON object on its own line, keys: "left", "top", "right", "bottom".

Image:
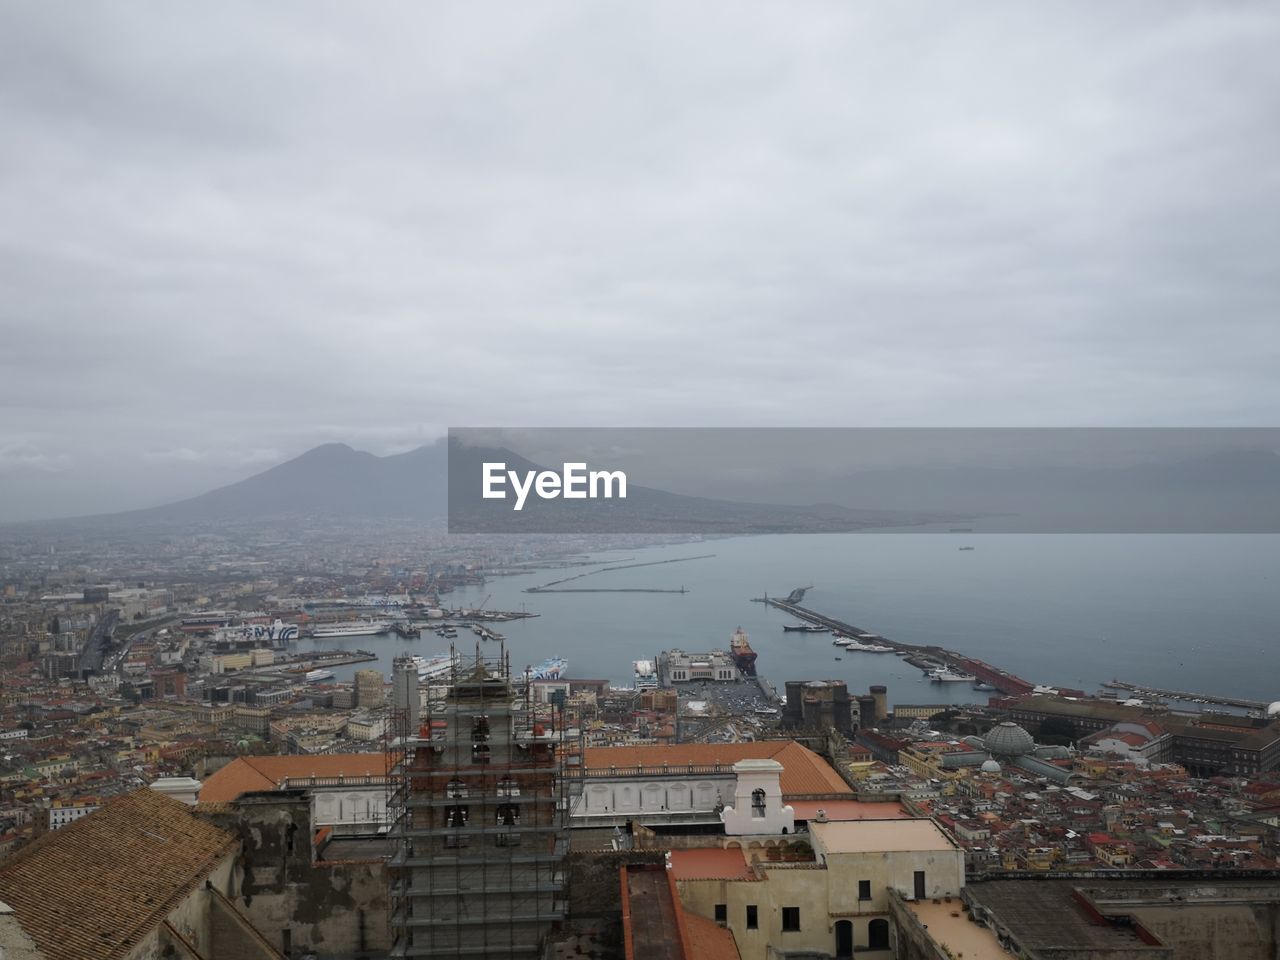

{"left": 0, "top": 912, "right": 46, "bottom": 960}
{"left": 208, "top": 790, "right": 390, "bottom": 959}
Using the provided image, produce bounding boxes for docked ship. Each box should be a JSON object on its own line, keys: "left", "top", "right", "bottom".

{"left": 633, "top": 659, "right": 659, "bottom": 689}
{"left": 213, "top": 618, "right": 299, "bottom": 646}
{"left": 412, "top": 654, "right": 456, "bottom": 683}
{"left": 530, "top": 657, "right": 568, "bottom": 680}
{"left": 928, "top": 666, "right": 977, "bottom": 682}
{"left": 311, "top": 620, "right": 392, "bottom": 639}
{"left": 783, "top": 623, "right": 829, "bottom": 633}
{"left": 305, "top": 668, "right": 334, "bottom": 683}
{"left": 839, "top": 638, "right": 896, "bottom": 654}
{"left": 728, "top": 627, "right": 758, "bottom": 676}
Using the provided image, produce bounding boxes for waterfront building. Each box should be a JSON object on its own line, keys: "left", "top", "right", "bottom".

{"left": 659, "top": 649, "right": 740, "bottom": 683}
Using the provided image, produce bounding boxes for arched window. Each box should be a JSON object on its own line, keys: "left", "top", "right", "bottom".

{"left": 751, "top": 788, "right": 766, "bottom": 817}
{"left": 868, "top": 918, "right": 890, "bottom": 951}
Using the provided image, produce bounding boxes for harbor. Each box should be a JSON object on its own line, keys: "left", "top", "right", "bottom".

{"left": 755, "top": 591, "right": 1038, "bottom": 697}
{"left": 1103, "top": 680, "right": 1269, "bottom": 713}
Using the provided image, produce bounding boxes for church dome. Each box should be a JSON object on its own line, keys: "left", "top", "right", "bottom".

{"left": 984, "top": 721, "right": 1035, "bottom": 757}
{"left": 980, "top": 757, "right": 1002, "bottom": 774}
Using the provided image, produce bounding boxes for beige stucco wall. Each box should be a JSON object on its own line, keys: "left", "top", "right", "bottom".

{"left": 678, "top": 842, "right": 964, "bottom": 960}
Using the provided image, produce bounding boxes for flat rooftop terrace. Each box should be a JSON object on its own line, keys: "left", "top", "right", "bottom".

{"left": 904, "top": 898, "right": 1016, "bottom": 960}
{"left": 811, "top": 817, "right": 956, "bottom": 854}
{"left": 966, "top": 880, "right": 1167, "bottom": 954}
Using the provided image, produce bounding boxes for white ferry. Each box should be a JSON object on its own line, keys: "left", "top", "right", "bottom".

{"left": 311, "top": 621, "right": 391, "bottom": 639}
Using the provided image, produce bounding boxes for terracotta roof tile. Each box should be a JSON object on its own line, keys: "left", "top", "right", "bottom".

{"left": 199, "top": 753, "right": 391, "bottom": 802}
{"left": 583, "top": 740, "right": 852, "bottom": 798}
{"left": 0, "top": 788, "right": 237, "bottom": 960}
{"left": 669, "top": 848, "right": 756, "bottom": 881}
{"left": 682, "top": 909, "right": 741, "bottom": 960}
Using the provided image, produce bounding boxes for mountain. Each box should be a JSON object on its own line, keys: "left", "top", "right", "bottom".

{"left": 9, "top": 438, "right": 1276, "bottom": 534}
{"left": 133, "top": 441, "right": 450, "bottom": 522}
{"left": 39, "top": 438, "right": 966, "bottom": 533}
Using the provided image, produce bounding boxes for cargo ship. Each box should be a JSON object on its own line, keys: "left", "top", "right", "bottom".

{"left": 729, "top": 627, "right": 758, "bottom": 676}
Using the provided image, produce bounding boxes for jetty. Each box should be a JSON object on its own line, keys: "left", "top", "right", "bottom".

{"left": 755, "top": 590, "right": 1037, "bottom": 697}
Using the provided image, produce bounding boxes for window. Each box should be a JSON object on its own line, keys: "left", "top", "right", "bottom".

{"left": 746, "top": 905, "right": 758, "bottom": 930}
{"left": 497, "top": 775, "right": 520, "bottom": 797}
{"left": 496, "top": 803, "right": 519, "bottom": 826}
{"left": 714, "top": 904, "right": 727, "bottom": 926}
{"left": 858, "top": 880, "right": 872, "bottom": 901}
{"left": 445, "top": 805, "right": 469, "bottom": 827}
{"left": 751, "top": 787, "right": 766, "bottom": 818}
{"left": 472, "top": 715, "right": 490, "bottom": 741}
{"left": 782, "top": 907, "right": 800, "bottom": 932}
{"left": 446, "top": 779, "right": 467, "bottom": 799}
{"left": 914, "top": 870, "right": 926, "bottom": 900}
{"left": 472, "top": 743, "right": 491, "bottom": 764}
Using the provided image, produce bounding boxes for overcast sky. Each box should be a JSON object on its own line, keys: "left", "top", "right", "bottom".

{"left": 2, "top": 2, "right": 1278, "bottom": 519}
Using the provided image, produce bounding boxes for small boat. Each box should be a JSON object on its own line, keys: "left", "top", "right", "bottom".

{"left": 834, "top": 656, "right": 843, "bottom": 661}
{"left": 959, "top": 546, "right": 976, "bottom": 551}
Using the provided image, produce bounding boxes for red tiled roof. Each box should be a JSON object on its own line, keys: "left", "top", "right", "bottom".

{"left": 668, "top": 848, "right": 756, "bottom": 882}
{"left": 199, "top": 753, "right": 391, "bottom": 803}
{"left": 583, "top": 740, "right": 852, "bottom": 798}
{"left": 682, "top": 910, "right": 741, "bottom": 960}
{"left": 0, "top": 789, "right": 237, "bottom": 960}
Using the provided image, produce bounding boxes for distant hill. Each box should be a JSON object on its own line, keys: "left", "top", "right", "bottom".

{"left": 133, "top": 440, "right": 451, "bottom": 521}
{"left": 42, "top": 438, "right": 964, "bottom": 533}
{"left": 10, "top": 438, "right": 1275, "bottom": 534}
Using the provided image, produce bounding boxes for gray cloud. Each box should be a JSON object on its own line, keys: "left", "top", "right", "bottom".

{"left": 1, "top": 2, "right": 1278, "bottom": 519}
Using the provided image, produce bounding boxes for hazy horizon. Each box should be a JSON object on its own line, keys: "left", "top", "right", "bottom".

{"left": 3, "top": 3, "right": 1279, "bottom": 519}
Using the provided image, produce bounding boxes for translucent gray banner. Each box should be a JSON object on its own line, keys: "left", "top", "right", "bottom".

{"left": 447, "top": 428, "right": 1280, "bottom": 534}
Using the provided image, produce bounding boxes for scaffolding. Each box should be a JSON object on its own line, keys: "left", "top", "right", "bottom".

{"left": 387, "top": 645, "right": 568, "bottom": 958}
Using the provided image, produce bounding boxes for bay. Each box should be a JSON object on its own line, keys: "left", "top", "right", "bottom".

{"left": 297, "top": 534, "right": 1280, "bottom": 710}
